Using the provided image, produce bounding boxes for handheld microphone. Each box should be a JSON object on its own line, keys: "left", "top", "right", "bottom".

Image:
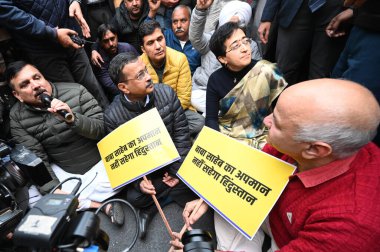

{"left": 38, "top": 93, "right": 74, "bottom": 122}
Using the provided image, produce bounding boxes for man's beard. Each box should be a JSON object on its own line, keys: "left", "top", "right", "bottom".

{"left": 129, "top": 8, "right": 141, "bottom": 19}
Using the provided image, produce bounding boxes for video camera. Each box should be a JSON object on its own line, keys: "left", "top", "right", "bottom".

{"left": 13, "top": 189, "right": 109, "bottom": 251}
{"left": 0, "top": 141, "right": 46, "bottom": 240}
{"left": 0, "top": 141, "right": 108, "bottom": 251}
{"left": 0, "top": 141, "right": 140, "bottom": 251}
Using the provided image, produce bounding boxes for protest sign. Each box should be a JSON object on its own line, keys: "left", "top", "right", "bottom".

{"left": 177, "top": 127, "right": 296, "bottom": 240}
{"left": 98, "top": 108, "right": 180, "bottom": 189}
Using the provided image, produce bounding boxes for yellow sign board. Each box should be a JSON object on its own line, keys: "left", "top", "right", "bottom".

{"left": 177, "top": 127, "right": 296, "bottom": 240}
{"left": 98, "top": 108, "right": 180, "bottom": 189}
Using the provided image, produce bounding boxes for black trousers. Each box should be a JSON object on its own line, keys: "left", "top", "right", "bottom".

{"left": 27, "top": 47, "right": 109, "bottom": 108}
{"left": 86, "top": 2, "right": 114, "bottom": 41}
{"left": 276, "top": 0, "right": 346, "bottom": 85}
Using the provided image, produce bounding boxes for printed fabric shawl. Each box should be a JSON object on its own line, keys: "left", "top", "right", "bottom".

{"left": 218, "top": 60, "right": 287, "bottom": 149}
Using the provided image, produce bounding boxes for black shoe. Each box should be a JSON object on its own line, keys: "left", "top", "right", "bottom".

{"left": 137, "top": 209, "right": 151, "bottom": 240}
{"left": 103, "top": 202, "right": 124, "bottom": 227}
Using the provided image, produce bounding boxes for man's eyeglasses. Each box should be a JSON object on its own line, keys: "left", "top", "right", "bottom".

{"left": 226, "top": 38, "right": 252, "bottom": 53}
{"left": 124, "top": 67, "right": 149, "bottom": 82}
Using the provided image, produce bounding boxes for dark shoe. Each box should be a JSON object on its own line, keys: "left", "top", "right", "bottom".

{"left": 103, "top": 202, "right": 124, "bottom": 227}
{"left": 137, "top": 209, "right": 151, "bottom": 239}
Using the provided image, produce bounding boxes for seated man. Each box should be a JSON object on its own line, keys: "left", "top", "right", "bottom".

{"left": 93, "top": 23, "right": 137, "bottom": 101}
{"left": 139, "top": 20, "right": 204, "bottom": 137}
{"left": 147, "top": 2, "right": 201, "bottom": 75}
{"left": 105, "top": 52, "right": 196, "bottom": 239}
{"left": 179, "top": 79, "right": 380, "bottom": 251}
{"left": 6, "top": 61, "right": 124, "bottom": 226}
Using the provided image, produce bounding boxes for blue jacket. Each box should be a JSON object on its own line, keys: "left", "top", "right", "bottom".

{"left": 145, "top": 16, "right": 201, "bottom": 75}
{"left": 0, "top": 0, "right": 79, "bottom": 51}
{"left": 260, "top": 0, "right": 304, "bottom": 28}
{"left": 163, "top": 29, "right": 201, "bottom": 76}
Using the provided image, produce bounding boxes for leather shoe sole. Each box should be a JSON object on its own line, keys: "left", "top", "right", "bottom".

{"left": 137, "top": 209, "right": 151, "bottom": 239}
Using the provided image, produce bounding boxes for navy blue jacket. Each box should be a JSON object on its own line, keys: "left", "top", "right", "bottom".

{"left": 164, "top": 29, "right": 201, "bottom": 76}
{"left": 260, "top": 0, "right": 304, "bottom": 28}
{"left": 0, "top": 0, "right": 80, "bottom": 51}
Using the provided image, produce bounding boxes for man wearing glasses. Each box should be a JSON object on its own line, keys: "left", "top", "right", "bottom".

{"left": 104, "top": 52, "right": 196, "bottom": 239}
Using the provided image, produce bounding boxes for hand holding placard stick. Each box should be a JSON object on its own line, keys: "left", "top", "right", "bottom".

{"left": 168, "top": 198, "right": 205, "bottom": 252}
{"left": 179, "top": 198, "right": 205, "bottom": 236}
{"left": 176, "top": 127, "right": 296, "bottom": 240}
{"left": 143, "top": 176, "right": 175, "bottom": 240}
{"left": 97, "top": 108, "right": 181, "bottom": 239}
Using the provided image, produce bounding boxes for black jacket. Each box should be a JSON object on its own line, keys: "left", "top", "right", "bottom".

{"left": 111, "top": 0, "right": 149, "bottom": 53}
{"left": 104, "top": 84, "right": 191, "bottom": 177}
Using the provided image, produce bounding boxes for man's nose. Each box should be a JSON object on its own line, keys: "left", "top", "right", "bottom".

{"left": 31, "top": 81, "right": 40, "bottom": 90}
{"left": 145, "top": 72, "right": 152, "bottom": 82}
{"left": 154, "top": 40, "right": 161, "bottom": 49}
{"left": 132, "top": 0, "right": 138, "bottom": 5}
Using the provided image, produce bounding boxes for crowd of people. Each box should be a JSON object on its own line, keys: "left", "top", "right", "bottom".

{"left": 0, "top": 0, "right": 379, "bottom": 251}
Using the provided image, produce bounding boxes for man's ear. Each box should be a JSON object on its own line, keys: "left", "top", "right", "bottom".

{"left": 301, "top": 142, "right": 332, "bottom": 160}
{"left": 117, "top": 82, "right": 130, "bottom": 94}
{"left": 12, "top": 90, "right": 23, "bottom": 102}
{"left": 141, "top": 45, "right": 146, "bottom": 54}
{"left": 218, "top": 55, "right": 227, "bottom": 66}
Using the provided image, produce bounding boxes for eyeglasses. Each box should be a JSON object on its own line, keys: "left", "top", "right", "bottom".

{"left": 124, "top": 67, "right": 149, "bottom": 82}
{"left": 226, "top": 38, "right": 252, "bottom": 53}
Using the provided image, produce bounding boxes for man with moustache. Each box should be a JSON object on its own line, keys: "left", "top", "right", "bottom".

{"left": 6, "top": 61, "right": 124, "bottom": 225}
{"left": 139, "top": 20, "right": 204, "bottom": 137}
{"left": 111, "top": 0, "right": 150, "bottom": 52}
{"left": 178, "top": 79, "right": 380, "bottom": 251}
{"left": 147, "top": 1, "right": 201, "bottom": 75}
{"left": 105, "top": 52, "right": 196, "bottom": 239}
{"left": 93, "top": 24, "right": 137, "bottom": 100}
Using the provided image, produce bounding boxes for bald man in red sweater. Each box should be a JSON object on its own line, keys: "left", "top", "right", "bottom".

{"left": 180, "top": 78, "right": 380, "bottom": 252}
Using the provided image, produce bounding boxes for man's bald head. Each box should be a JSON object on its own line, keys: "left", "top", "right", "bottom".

{"left": 278, "top": 79, "right": 380, "bottom": 158}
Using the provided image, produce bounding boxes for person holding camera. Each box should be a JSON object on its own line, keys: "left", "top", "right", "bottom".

{"left": 5, "top": 61, "right": 124, "bottom": 226}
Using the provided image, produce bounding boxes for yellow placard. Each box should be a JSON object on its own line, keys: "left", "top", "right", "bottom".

{"left": 97, "top": 108, "right": 180, "bottom": 189}
{"left": 177, "top": 127, "right": 296, "bottom": 240}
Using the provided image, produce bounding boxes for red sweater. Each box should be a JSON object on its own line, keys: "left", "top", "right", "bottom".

{"left": 264, "top": 143, "right": 380, "bottom": 252}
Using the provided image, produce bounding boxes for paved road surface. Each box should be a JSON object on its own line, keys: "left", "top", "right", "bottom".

{"left": 98, "top": 203, "right": 215, "bottom": 251}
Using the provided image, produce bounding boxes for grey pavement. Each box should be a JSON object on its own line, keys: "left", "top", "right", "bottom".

{"left": 98, "top": 202, "right": 215, "bottom": 252}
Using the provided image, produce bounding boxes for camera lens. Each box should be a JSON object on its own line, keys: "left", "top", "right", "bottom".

{"left": 182, "top": 229, "right": 214, "bottom": 252}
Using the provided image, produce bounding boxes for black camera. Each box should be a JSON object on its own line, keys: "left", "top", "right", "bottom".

{"left": 182, "top": 229, "right": 214, "bottom": 252}
{"left": 0, "top": 142, "right": 31, "bottom": 239}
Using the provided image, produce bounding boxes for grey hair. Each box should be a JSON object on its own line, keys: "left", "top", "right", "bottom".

{"left": 173, "top": 5, "right": 192, "bottom": 18}
{"left": 108, "top": 52, "right": 139, "bottom": 83}
{"left": 293, "top": 123, "right": 378, "bottom": 159}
